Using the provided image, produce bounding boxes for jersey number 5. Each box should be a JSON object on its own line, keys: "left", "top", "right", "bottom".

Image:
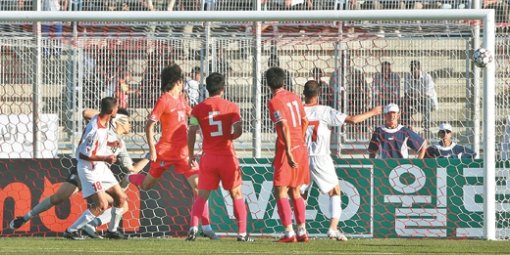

{"left": 208, "top": 111, "right": 223, "bottom": 137}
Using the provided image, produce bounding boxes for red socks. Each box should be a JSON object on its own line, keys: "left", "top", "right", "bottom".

{"left": 277, "top": 198, "right": 292, "bottom": 227}
{"left": 190, "top": 196, "right": 207, "bottom": 228}
{"left": 293, "top": 197, "right": 306, "bottom": 225}
{"left": 233, "top": 198, "right": 247, "bottom": 234}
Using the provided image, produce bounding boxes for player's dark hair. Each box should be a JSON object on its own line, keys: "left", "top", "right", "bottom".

{"left": 206, "top": 72, "right": 225, "bottom": 96}
{"left": 100, "top": 97, "right": 117, "bottom": 114}
{"left": 303, "top": 80, "right": 320, "bottom": 99}
{"left": 161, "top": 64, "right": 183, "bottom": 92}
{"left": 265, "top": 67, "right": 285, "bottom": 90}
{"left": 117, "top": 108, "right": 130, "bottom": 117}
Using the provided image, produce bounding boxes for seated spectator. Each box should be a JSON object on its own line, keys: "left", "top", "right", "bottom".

{"left": 369, "top": 103, "right": 427, "bottom": 159}
{"left": 426, "top": 123, "right": 476, "bottom": 158}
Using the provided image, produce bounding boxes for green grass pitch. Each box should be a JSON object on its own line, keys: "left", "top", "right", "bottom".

{"left": 1, "top": 237, "right": 509, "bottom": 255}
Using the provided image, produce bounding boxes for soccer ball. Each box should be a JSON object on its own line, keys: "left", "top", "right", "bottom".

{"left": 472, "top": 48, "right": 493, "bottom": 68}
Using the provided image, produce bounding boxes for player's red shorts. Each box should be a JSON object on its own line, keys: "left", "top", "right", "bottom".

{"left": 273, "top": 145, "right": 310, "bottom": 188}
{"left": 198, "top": 153, "right": 242, "bottom": 190}
{"left": 148, "top": 142, "right": 198, "bottom": 179}
{"left": 148, "top": 157, "right": 198, "bottom": 179}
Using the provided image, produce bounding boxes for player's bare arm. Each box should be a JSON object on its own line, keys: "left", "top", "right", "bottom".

{"left": 188, "top": 119, "right": 200, "bottom": 166}
{"left": 231, "top": 121, "right": 243, "bottom": 140}
{"left": 301, "top": 117, "right": 309, "bottom": 139}
{"left": 276, "top": 120, "right": 298, "bottom": 169}
{"left": 345, "top": 106, "right": 383, "bottom": 124}
{"left": 145, "top": 119, "right": 158, "bottom": 162}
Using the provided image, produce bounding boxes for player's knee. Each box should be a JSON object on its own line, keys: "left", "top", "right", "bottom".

{"left": 230, "top": 189, "right": 243, "bottom": 200}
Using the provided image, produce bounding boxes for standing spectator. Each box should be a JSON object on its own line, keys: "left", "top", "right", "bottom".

{"left": 368, "top": 103, "right": 427, "bottom": 159}
{"left": 372, "top": 61, "right": 401, "bottom": 108}
{"left": 311, "top": 67, "right": 334, "bottom": 107}
{"left": 42, "top": 0, "right": 67, "bottom": 56}
{"left": 266, "top": 67, "right": 310, "bottom": 243}
{"left": 185, "top": 66, "right": 208, "bottom": 107}
{"left": 403, "top": 60, "right": 438, "bottom": 135}
{"left": 114, "top": 70, "right": 139, "bottom": 109}
{"left": 346, "top": 69, "right": 371, "bottom": 115}
{"left": 302, "top": 80, "right": 381, "bottom": 241}
{"left": 425, "top": 123, "right": 476, "bottom": 159}
{"left": 186, "top": 72, "right": 253, "bottom": 242}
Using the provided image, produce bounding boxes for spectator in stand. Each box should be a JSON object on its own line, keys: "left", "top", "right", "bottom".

{"left": 347, "top": 69, "right": 371, "bottom": 115}
{"left": 425, "top": 123, "right": 476, "bottom": 159}
{"left": 372, "top": 61, "right": 401, "bottom": 108}
{"left": 115, "top": 70, "right": 139, "bottom": 109}
{"left": 311, "top": 67, "right": 334, "bottom": 107}
{"left": 138, "top": 50, "right": 173, "bottom": 107}
{"left": 184, "top": 66, "right": 208, "bottom": 107}
{"left": 369, "top": 103, "right": 427, "bottom": 159}
{"left": 262, "top": 0, "right": 313, "bottom": 10}
{"left": 42, "top": 0, "right": 67, "bottom": 56}
{"left": 402, "top": 60, "right": 438, "bottom": 136}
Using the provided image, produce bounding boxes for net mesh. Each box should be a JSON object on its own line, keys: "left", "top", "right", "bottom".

{"left": 0, "top": 10, "right": 507, "bottom": 239}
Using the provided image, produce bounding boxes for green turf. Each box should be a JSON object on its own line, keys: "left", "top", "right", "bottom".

{"left": 0, "top": 237, "right": 509, "bottom": 255}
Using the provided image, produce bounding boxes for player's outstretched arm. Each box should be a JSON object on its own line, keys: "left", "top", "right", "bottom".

{"left": 345, "top": 106, "right": 382, "bottom": 124}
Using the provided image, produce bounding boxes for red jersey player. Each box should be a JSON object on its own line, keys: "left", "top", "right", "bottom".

{"left": 266, "top": 67, "right": 310, "bottom": 242}
{"left": 128, "top": 64, "right": 215, "bottom": 239}
{"left": 186, "top": 73, "right": 253, "bottom": 242}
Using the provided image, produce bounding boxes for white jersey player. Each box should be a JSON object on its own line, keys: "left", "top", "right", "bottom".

{"left": 66, "top": 97, "right": 128, "bottom": 240}
{"left": 302, "top": 80, "right": 381, "bottom": 241}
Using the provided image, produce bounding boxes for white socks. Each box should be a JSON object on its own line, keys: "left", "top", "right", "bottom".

{"left": 330, "top": 195, "right": 342, "bottom": 220}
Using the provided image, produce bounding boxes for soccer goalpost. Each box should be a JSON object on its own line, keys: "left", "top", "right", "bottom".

{"left": 0, "top": 9, "right": 498, "bottom": 240}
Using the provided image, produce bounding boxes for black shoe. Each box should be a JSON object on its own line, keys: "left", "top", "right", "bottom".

{"left": 185, "top": 228, "right": 197, "bottom": 241}
{"left": 237, "top": 235, "right": 255, "bottom": 242}
{"left": 9, "top": 217, "right": 27, "bottom": 230}
{"left": 81, "top": 223, "right": 103, "bottom": 239}
{"left": 201, "top": 230, "right": 220, "bottom": 240}
{"left": 63, "top": 230, "right": 85, "bottom": 240}
{"left": 105, "top": 230, "right": 128, "bottom": 240}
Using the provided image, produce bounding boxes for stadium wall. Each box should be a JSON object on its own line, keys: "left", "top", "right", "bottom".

{"left": 2, "top": 158, "right": 508, "bottom": 238}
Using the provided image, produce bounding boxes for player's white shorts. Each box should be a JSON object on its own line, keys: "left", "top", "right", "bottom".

{"left": 308, "top": 155, "right": 339, "bottom": 194}
{"left": 77, "top": 162, "right": 119, "bottom": 198}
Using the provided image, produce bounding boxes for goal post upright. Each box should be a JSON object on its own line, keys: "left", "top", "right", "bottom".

{"left": 0, "top": 8, "right": 497, "bottom": 239}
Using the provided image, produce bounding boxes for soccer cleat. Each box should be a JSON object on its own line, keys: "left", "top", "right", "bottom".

{"left": 185, "top": 228, "right": 197, "bottom": 241}
{"left": 296, "top": 233, "right": 309, "bottom": 243}
{"left": 9, "top": 217, "right": 28, "bottom": 230}
{"left": 237, "top": 235, "right": 255, "bottom": 242}
{"left": 105, "top": 230, "right": 128, "bottom": 240}
{"left": 277, "top": 235, "right": 297, "bottom": 243}
{"left": 63, "top": 230, "right": 85, "bottom": 240}
{"left": 201, "top": 230, "right": 220, "bottom": 240}
{"left": 81, "top": 223, "right": 103, "bottom": 239}
{"left": 328, "top": 230, "right": 348, "bottom": 241}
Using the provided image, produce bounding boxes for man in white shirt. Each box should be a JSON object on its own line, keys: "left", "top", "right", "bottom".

{"left": 402, "top": 60, "right": 438, "bottom": 136}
